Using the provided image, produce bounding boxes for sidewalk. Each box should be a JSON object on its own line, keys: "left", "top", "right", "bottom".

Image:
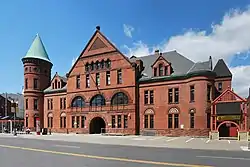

{"left": 0, "top": 133, "right": 249, "bottom": 152}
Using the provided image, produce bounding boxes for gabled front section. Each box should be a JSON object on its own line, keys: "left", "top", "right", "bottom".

{"left": 60, "top": 26, "right": 139, "bottom": 134}
{"left": 210, "top": 88, "right": 248, "bottom": 141}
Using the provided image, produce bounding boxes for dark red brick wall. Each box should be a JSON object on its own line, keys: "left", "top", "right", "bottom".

{"left": 23, "top": 59, "right": 52, "bottom": 130}
{"left": 140, "top": 76, "right": 215, "bottom": 136}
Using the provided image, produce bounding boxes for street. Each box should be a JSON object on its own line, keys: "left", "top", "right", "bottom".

{"left": 0, "top": 137, "right": 250, "bottom": 167}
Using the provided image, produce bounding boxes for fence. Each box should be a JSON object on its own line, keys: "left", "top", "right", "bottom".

{"left": 0, "top": 120, "right": 24, "bottom": 133}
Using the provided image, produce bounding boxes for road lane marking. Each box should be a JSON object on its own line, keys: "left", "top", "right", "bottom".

{"left": 228, "top": 140, "right": 230, "bottom": 144}
{"left": 185, "top": 138, "right": 194, "bottom": 143}
{"left": 240, "top": 146, "right": 250, "bottom": 151}
{"left": 205, "top": 140, "right": 210, "bottom": 143}
{"left": 53, "top": 145, "right": 80, "bottom": 148}
{"left": 0, "top": 144, "right": 212, "bottom": 167}
{"left": 165, "top": 138, "right": 178, "bottom": 142}
{"left": 197, "top": 155, "right": 250, "bottom": 161}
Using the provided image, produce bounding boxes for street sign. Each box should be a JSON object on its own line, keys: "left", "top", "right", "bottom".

{"left": 11, "top": 107, "right": 15, "bottom": 113}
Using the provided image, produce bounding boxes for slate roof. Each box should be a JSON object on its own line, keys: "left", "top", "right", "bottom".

{"left": 130, "top": 50, "right": 216, "bottom": 81}
{"left": 130, "top": 51, "right": 195, "bottom": 79}
{"left": 213, "top": 59, "right": 232, "bottom": 78}
{"left": 22, "top": 34, "right": 51, "bottom": 63}
{"left": 44, "top": 74, "right": 67, "bottom": 94}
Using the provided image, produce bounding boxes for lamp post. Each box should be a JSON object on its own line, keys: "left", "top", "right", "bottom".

{"left": 10, "top": 99, "right": 17, "bottom": 136}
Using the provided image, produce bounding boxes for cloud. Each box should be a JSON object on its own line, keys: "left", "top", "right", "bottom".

{"left": 123, "top": 24, "right": 135, "bottom": 38}
{"left": 230, "top": 65, "right": 250, "bottom": 97}
{"left": 123, "top": 7, "right": 250, "bottom": 97}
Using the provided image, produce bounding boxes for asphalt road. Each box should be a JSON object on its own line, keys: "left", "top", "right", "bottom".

{"left": 0, "top": 137, "right": 249, "bottom": 167}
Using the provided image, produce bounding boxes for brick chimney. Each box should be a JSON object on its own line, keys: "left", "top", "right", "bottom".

{"left": 96, "top": 25, "right": 100, "bottom": 31}
{"left": 155, "top": 49, "right": 160, "bottom": 55}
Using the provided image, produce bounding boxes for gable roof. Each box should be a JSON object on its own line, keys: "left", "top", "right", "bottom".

{"left": 212, "top": 88, "right": 246, "bottom": 104}
{"left": 151, "top": 54, "right": 171, "bottom": 67}
{"left": 44, "top": 73, "right": 67, "bottom": 94}
{"left": 67, "top": 26, "right": 132, "bottom": 76}
{"left": 22, "top": 34, "right": 51, "bottom": 63}
{"left": 213, "top": 59, "right": 232, "bottom": 78}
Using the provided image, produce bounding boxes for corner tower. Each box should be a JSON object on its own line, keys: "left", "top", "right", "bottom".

{"left": 22, "top": 34, "right": 53, "bottom": 131}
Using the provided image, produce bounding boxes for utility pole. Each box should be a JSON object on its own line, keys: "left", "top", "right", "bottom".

{"left": 4, "top": 92, "right": 7, "bottom": 117}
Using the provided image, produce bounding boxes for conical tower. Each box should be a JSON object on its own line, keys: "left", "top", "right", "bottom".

{"left": 22, "top": 34, "right": 53, "bottom": 131}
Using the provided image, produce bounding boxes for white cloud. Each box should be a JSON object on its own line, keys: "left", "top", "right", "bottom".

{"left": 123, "top": 7, "right": 250, "bottom": 97}
{"left": 230, "top": 65, "right": 250, "bottom": 97}
{"left": 123, "top": 24, "right": 135, "bottom": 38}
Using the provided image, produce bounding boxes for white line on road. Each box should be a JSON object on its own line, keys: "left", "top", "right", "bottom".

{"left": 228, "top": 140, "right": 231, "bottom": 144}
{"left": 53, "top": 145, "right": 80, "bottom": 148}
{"left": 185, "top": 138, "right": 194, "bottom": 143}
{"left": 205, "top": 140, "right": 210, "bottom": 143}
{"left": 197, "top": 155, "right": 250, "bottom": 161}
{"left": 165, "top": 138, "right": 178, "bottom": 142}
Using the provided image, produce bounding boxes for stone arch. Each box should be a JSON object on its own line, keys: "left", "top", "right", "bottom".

{"left": 189, "top": 108, "right": 196, "bottom": 113}
{"left": 144, "top": 108, "right": 155, "bottom": 115}
{"left": 110, "top": 92, "right": 129, "bottom": 105}
{"left": 168, "top": 107, "right": 180, "bottom": 114}
{"left": 60, "top": 112, "right": 66, "bottom": 117}
{"left": 71, "top": 96, "right": 86, "bottom": 107}
{"left": 47, "top": 112, "right": 53, "bottom": 117}
{"left": 87, "top": 114, "right": 108, "bottom": 133}
{"left": 109, "top": 89, "right": 132, "bottom": 102}
{"left": 90, "top": 94, "right": 106, "bottom": 106}
{"left": 216, "top": 121, "right": 240, "bottom": 131}
{"left": 69, "top": 94, "right": 87, "bottom": 105}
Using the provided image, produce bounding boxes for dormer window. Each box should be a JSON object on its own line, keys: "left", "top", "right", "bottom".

{"left": 58, "top": 82, "right": 61, "bottom": 89}
{"left": 55, "top": 79, "right": 58, "bottom": 89}
{"left": 159, "top": 64, "right": 163, "bottom": 76}
{"left": 154, "top": 68, "right": 157, "bottom": 77}
{"left": 164, "top": 66, "right": 168, "bottom": 76}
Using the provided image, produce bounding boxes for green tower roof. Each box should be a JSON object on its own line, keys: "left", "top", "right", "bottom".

{"left": 23, "top": 34, "right": 51, "bottom": 63}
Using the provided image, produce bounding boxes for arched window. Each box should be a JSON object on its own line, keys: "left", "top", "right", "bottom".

{"left": 85, "top": 63, "right": 89, "bottom": 72}
{"left": 144, "top": 109, "right": 154, "bottom": 129}
{"left": 106, "top": 59, "right": 111, "bottom": 68}
{"left": 71, "top": 96, "right": 85, "bottom": 108}
{"left": 111, "top": 92, "right": 128, "bottom": 105}
{"left": 159, "top": 64, "right": 163, "bottom": 76}
{"left": 101, "top": 60, "right": 105, "bottom": 69}
{"left": 90, "top": 94, "right": 106, "bottom": 106}
{"left": 60, "top": 112, "right": 66, "bottom": 128}
{"left": 90, "top": 62, "right": 94, "bottom": 70}
{"left": 96, "top": 61, "right": 100, "bottom": 70}
{"left": 48, "top": 113, "right": 53, "bottom": 128}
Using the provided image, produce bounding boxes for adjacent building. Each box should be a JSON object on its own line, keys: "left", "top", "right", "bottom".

{"left": 22, "top": 26, "right": 249, "bottom": 139}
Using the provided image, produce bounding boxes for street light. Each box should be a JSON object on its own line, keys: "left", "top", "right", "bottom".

{"left": 10, "top": 99, "right": 17, "bottom": 136}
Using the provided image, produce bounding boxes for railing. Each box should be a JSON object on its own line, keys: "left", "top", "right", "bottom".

{"left": 69, "top": 104, "right": 136, "bottom": 113}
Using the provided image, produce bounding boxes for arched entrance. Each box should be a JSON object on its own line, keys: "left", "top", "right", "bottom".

{"left": 217, "top": 121, "right": 240, "bottom": 137}
{"left": 89, "top": 117, "right": 106, "bottom": 134}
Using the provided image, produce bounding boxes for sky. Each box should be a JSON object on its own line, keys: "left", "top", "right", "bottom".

{"left": 0, "top": 0, "right": 250, "bottom": 97}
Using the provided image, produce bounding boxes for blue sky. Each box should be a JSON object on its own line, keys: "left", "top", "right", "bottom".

{"left": 1, "top": 0, "right": 250, "bottom": 96}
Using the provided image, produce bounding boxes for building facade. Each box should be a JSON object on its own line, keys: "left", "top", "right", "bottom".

{"left": 22, "top": 26, "right": 249, "bottom": 138}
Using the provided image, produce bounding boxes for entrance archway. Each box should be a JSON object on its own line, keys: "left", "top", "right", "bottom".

{"left": 89, "top": 117, "right": 106, "bottom": 134}
{"left": 217, "top": 121, "right": 240, "bottom": 137}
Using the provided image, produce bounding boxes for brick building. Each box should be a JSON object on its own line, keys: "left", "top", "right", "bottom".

{"left": 0, "top": 94, "right": 11, "bottom": 118}
{"left": 22, "top": 26, "right": 249, "bottom": 138}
